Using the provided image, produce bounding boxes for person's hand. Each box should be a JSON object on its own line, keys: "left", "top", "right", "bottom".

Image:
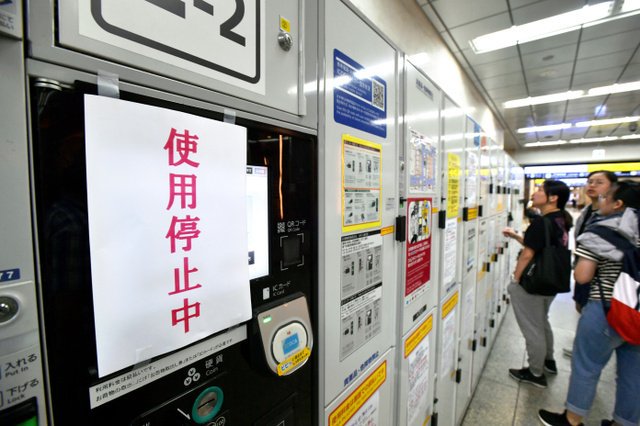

{"left": 502, "top": 227, "right": 517, "bottom": 239}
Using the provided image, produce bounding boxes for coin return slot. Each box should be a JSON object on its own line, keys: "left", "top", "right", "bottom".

{"left": 192, "top": 386, "right": 224, "bottom": 424}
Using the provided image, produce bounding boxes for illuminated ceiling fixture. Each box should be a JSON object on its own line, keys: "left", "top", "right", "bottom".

{"left": 569, "top": 136, "right": 619, "bottom": 144}
{"left": 470, "top": 1, "right": 640, "bottom": 54}
{"left": 575, "top": 116, "right": 640, "bottom": 127}
{"left": 524, "top": 140, "right": 567, "bottom": 147}
{"left": 525, "top": 133, "right": 640, "bottom": 147}
{"left": 517, "top": 123, "right": 572, "bottom": 133}
{"left": 503, "top": 80, "right": 640, "bottom": 109}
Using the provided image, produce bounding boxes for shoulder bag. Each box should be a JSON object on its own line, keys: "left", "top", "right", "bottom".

{"left": 520, "top": 216, "right": 571, "bottom": 296}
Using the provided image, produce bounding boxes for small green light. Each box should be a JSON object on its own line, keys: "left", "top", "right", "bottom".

{"left": 262, "top": 315, "right": 272, "bottom": 324}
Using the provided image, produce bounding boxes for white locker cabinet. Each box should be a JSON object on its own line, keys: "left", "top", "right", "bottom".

{"left": 398, "top": 59, "right": 441, "bottom": 337}
{"left": 29, "top": 0, "right": 318, "bottom": 128}
{"left": 320, "top": 1, "right": 398, "bottom": 423}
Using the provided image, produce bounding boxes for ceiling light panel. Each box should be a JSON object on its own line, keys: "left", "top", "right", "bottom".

{"left": 518, "top": 123, "right": 572, "bottom": 133}
{"left": 575, "top": 116, "right": 640, "bottom": 127}
{"left": 470, "top": 2, "right": 614, "bottom": 53}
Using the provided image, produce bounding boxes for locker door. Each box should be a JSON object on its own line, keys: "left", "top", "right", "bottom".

{"left": 395, "top": 59, "right": 440, "bottom": 426}
{"left": 321, "top": 1, "right": 399, "bottom": 424}
{"left": 433, "top": 96, "right": 464, "bottom": 426}
{"left": 454, "top": 116, "right": 481, "bottom": 424}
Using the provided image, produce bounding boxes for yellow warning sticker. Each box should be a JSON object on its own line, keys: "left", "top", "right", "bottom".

{"left": 279, "top": 16, "right": 291, "bottom": 33}
{"left": 404, "top": 314, "right": 433, "bottom": 358}
{"left": 381, "top": 225, "right": 394, "bottom": 236}
{"left": 467, "top": 207, "right": 478, "bottom": 221}
{"left": 329, "top": 361, "right": 387, "bottom": 426}
{"left": 442, "top": 291, "right": 459, "bottom": 319}
{"left": 277, "top": 347, "right": 311, "bottom": 376}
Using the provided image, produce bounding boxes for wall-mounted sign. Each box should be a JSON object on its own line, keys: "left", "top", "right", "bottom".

{"left": 405, "top": 198, "right": 432, "bottom": 301}
{"left": 333, "top": 49, "right": 387, "bottom": 138}
{"left": 342, "top": 134, "right": 382, "bottom": 232}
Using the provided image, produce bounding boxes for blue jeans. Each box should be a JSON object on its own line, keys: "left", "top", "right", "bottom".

{"left": 566, "top": 300, "right": 640, "bottom": 426}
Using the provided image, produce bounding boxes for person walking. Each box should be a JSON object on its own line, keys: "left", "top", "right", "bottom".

{"left": 503, "top": 180, "right": 573, "bottom": 387}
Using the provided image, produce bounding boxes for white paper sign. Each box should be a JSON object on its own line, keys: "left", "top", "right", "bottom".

{"left": 440, "top": 309, "right": 456, "bottom": 376}
{"left": 443, "top": 218, "right": 458, "bottom": 289}
{"left": 408, "top": 338, "right": 430, "bottom": 426}
{"left": 346, "top": 391, "right": 380, "bottom": 426}
{"left": 84, "top": 95, "right": 251, "bottom": 377}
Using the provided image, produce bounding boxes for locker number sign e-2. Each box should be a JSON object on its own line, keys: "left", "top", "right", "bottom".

{"left": 84, "top": 0, "right": 261, "bottom": 84}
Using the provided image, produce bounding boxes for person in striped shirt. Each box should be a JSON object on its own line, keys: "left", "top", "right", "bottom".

{"left": 538, "top": 181, "right": 640, "bottom": 426}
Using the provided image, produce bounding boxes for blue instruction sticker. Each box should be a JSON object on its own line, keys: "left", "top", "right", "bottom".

{"left": 282, "top": 333, "right": 300, "bottom": 355}
{"left": 0, "top": 268, "right": 20, "bottom": 282}
{"left": 333, "top": 49, "right": 387, "bottom": 138}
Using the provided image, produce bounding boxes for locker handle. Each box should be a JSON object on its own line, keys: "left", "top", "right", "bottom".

{"left": 438, "top": 210, "right": 446, "bottom": 229}
{"left": 455, "top": 368, "right": 462, "bottom": 383}
{"left": 395, "top": 215, "right": 406, "bottom": 242}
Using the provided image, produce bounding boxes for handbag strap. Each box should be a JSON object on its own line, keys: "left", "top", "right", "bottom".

{"left": 541, "top": 216, "right": 553, "bottom": 248}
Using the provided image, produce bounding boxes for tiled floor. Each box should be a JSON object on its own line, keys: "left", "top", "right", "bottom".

{"left": 461, "top": 289, "right": 617, "bottom": 426}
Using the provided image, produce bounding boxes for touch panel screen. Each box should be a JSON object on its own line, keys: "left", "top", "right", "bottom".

{"left": 247, "top": 165, "right": 269, "bottom": 279}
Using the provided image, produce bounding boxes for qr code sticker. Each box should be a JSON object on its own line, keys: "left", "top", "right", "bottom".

{"left": 372, "top": 80, "right": 385, "bottom": 110}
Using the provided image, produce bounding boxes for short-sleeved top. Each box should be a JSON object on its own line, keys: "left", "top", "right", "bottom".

{"left": 523, "top": 210, "right": 569, "bottom": 252}
{"left": 574, "top": 246, "right": 620, "bottom": 301}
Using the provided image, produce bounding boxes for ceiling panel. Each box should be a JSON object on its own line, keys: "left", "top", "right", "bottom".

{"left": 601, "top": 98, "right": 640, "bottom": 117}
{"left": 519, "top": 132, "right": 542, "bottom": 143}
{"left": 481, "top": 72, "right": 526, "bottom": 90}
{"left": 611, "top": 125, "right": 640, "bottom": 137}
{"left": 429, "top": 0, "right": 506, "bottom": 29}
{"left": 578, "top": 30, "right": 640, "bottom": 59}
{"left": 561, "top": 127, "right": 589, "bottom": 140}
{"left": 532, "top": 130, "right": 566, "bottom": 140}
{"left": 509, "top": 0, "right": 555, "bottom": 9}
{"left": 581, "top": 15, "right": 640, "bottom": 41}
{"left": 471, "top": 57, "right": 523, "bottom": 80}
{"left": 510, "top": 0, "right": 585, "bottom": 24}
{"left": 584, "top": 126, "right": 621, "bottom": 138}
{"left": 525, "top": 62, "right": 574, "bottom": 84}
{"left": 531, "top": 101, "right": 567, "bottom": 119}
{"left": 521, "top": 44, "right": 577, "bottom": 70}
{"left": 572, "top": 69, "right": 623, "bottom": 87}
{"left": 487, "top": 85, "right": 529, "bottom": 103}
{"left": 527, "top": 78, "right": 572, "bottom": 96}
{"left": 518, "top": 31, "right": 580, "bottom": 55}
{"left": 621, "top": 63, "right": 640, "bottom": 82}
{"left": 574, "top": 50, "right": 636, "bottom": 75}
